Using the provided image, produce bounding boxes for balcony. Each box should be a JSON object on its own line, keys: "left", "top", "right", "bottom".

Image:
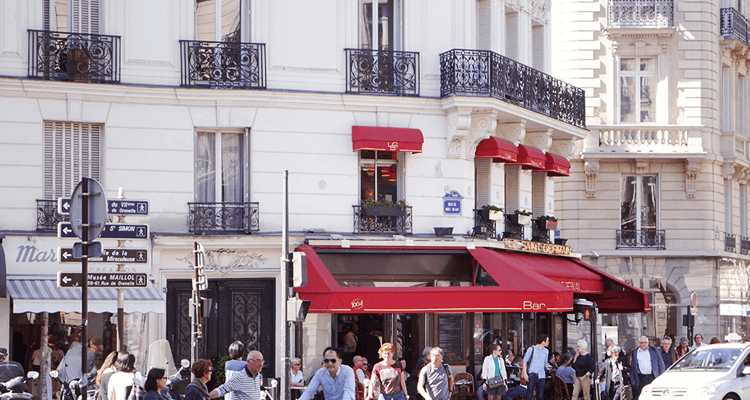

{"left": 345, "top": 49, "right": 419, "bottom": 96}
{"left": 353, "top": 205, "right": 413, "bottom": 234}
{"left": 531, "top": 218, "right": 553, "bottom": 244}
{"left": 741, "top": 237, "right": 750, "bottom": 255}
{"left": 591, "top": 125, "right": 704, "bottom": 155}
{"left": 472, "top": 209, "right": 498, "bottom": 238}
{"left": 28, "top": 30, "right": 121, "bottom": 83}
{"left": 180, "top": 41, "right": 266, "bottom": 89}
{"left": 726, "top": 233, "right": 737, "bottom": 253}
{"left": 608, "top": 0, "right": 674, "bottom": 28}
{"left": 616, "top": 229, "right": 665, "bottom": 249}
{"left": 188, "top": 202, "right": 259, "bottom": 234}
{"left": 36, "top": 199, "right": 69, "bottom": 232}
{"left": 502, "top": 214, "right": 525, "bottom": 240}
{"left": 440, "top": 49, "right": 585, "bottom": 129}
{"left": 722, "top": 8, "right": 750, "bottom": 48}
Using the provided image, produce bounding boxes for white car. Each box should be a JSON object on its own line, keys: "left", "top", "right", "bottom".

{"left": 640, "top": 343, "right": 750, "bottom": 400}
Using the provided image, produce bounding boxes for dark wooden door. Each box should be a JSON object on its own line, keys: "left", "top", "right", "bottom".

{"left": 166, "top": 279, "right": 276, "bottom": 388}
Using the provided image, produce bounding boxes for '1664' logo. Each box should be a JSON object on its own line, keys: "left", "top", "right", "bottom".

{"left": 351, "top": 298, "right": 364, "bottom": 310}
{"left": 387, "top": 142, "right": 399, "bottom": 151}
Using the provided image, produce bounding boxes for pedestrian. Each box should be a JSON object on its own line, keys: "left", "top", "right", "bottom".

{"left": 709, "top": 337, "right": 721, "bottom": 344}
{"left": 399, "top": 359, "right": 410, "bottom": 382}
{"left": 595, "top": 346, "right": 624, "bottom": 400}
{"left": 521, "top": 334, "right": 550, "bottom": 400}
{"left": 224, "top": 341, "right": 246, "bottom": 400}
{"left": 210, "top": 351, "right": 263, "bottom": 400}
{"left": 675, "top": 337, "right": 689, "bottom": 358}
{"left": 96, "top": 351, "right": 118, "bottom": 400}
{"left": 570, "top": 340, "right": 595, "bottom": 400}
{"left": 630, "top": 336, "right": 665, "bottom": 400}
{"left": 299, "top": 346, "right": 355, "bottom": 400}
{"left": 690, "top": 334, "right": 705, "bottom": 350}
{"left": 555, "top": 354, "right": 574, "bottom": 396}
{"left": 353, "top": 356, "right": 371, "bottom": 386}
{"left": 368, "top": 342, "right": 408, "bottom": 400}
{"left": 344, "top": 324, "right": 360, "bottom": 366}
{"left": 417, "top": 347, "right": 453, "bottom": 400}
{"left": 481, "top": 344, "right": 508, "bottom": 400}
{"left": 108, "top": 352, "right": 144, "bottom": 400}
{"left": 144, "top": 368, "right": 171, "bottom": 400}
{"left": 659, "top": 337, "right": 677, "bottom": 369}
{"left": 290, "top": 358, "right": 305, "bottom": 400}
{"left": 187, "top": 360, "right": 213, "bottom": 400}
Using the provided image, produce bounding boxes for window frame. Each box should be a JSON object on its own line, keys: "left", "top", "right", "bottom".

{"left": 620, "top": 174, "right": 660, "bottom": 232}
{"left": 359, "top": 150, "right": 400, "bottom": 204}
{"left": 618, "top": 57, "right": 657, "bottom": 124}
{"left": 193, "top": 128, "right": 250, "bottom": 203}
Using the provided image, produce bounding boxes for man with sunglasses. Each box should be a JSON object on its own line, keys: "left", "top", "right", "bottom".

{"left": 299, "top": 347, "right": 356, "bottom": 400}
{"left": 210, "top": 350, "right": 265, "bottom": 400}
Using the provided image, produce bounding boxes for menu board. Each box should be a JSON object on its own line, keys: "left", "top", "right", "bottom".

{"left": 437, "top": 314, "right": 464, "bottom": 364}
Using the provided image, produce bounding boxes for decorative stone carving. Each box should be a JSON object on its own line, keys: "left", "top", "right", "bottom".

{"left": 497, "top": 120, "right": 527, "bottom": 144}
{"left": 525, "top": 129, "right": 553, "bottom": 152}
{"left": 585, "top": 159, "right": 600, "bottom": 198}
{"left": 447, "top": 108, "right": 473, "bottom": 159}
{"left": 550, "top": 139, "right": 576, "bottom": 159}
{"left": 734, "top": 165, "right": 750, "bottom": 185}
{"left": 468, "top": 111, "right": 499, "bottom": 158}
{"left": 722, "top": 162, "right": 737, "bottom": 180}
{"left": 178, "top": 249, "right": 268, "bottom": 275}
{"left": 634, "top": 159, "right": 649, "bottom": 172}
{"left": 659, "top": 36, "right": 670, "bottom": 53}
{"left": 685, "top": 159, "right": 700, "bottom": 198}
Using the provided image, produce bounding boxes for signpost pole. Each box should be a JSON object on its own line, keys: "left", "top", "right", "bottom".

{"left": 81, "top": 177, "right": 89, "bottom": 391}
{"left": 117, "top": 188, "right": 126, "bottom": 351}
{"left": 281, "top": 170, "right": 290, "bottom": 400}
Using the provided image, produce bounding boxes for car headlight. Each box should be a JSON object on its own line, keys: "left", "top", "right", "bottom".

{"left": 698, "top": 384, "right": 719, "bottom": 396}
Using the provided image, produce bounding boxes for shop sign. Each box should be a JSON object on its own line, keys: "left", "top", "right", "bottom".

{"left": 442, "top": 190, "right": 462, "bottom": 215}
{"left": 503, "top": 238, "right": 571, "bottom": 256}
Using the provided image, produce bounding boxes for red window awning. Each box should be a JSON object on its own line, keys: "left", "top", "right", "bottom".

{"left": 474, "top": 137, "right": 518, "bottom": 163}
{"left": 352, "top": 126, "right": 424, "bottom": 153}
{"left": 514, "top": 145, "right": 546, "bottom": 170}
{"left": 545, "top": 153, "right": 571, "bottom": 177}
{"left": 295, "top": 245, "right": 573, "bottom": 313}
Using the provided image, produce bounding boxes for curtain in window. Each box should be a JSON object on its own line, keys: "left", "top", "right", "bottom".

{"left": 621, "top": 176, "right": 637, "bottom": 230}
{"left": 196, "top": 132, "right": 217, "bottom": 203}
{"left": 641, "top": 176, "right": 657, "bottom": 230}
{"left": 221, "top": 132, "right": 243, "bottom": 203}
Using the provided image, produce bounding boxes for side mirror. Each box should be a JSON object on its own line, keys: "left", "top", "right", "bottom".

{"left": 27, "top": 371, "right": 39, "bottom": 380}
{"left": 49, "top": 370, "right": 59, "bottom": 379}
{"left": 742, "top": 366, "right": 750, "bottom": 376}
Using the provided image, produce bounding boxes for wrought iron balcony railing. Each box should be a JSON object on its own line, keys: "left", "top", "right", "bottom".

{"left": 531, "top": 218, "right": 551, "bottom": 243}
{"left": 440, "top": 49, "right": 585, "bottom": 129}
{"left": 741, "top": 236, "right": 750, "bottom": 255}
{"left": 472, "top": 209, "right": 497, "bottom": 238}
{"left": 608, "top": 0, "right": 674, "bottom": 28}
{"left": 353, "top": 205, "right": 413, "bottom": 234}
{"left": 345, "top": 49, "right": 419, "bottom": 96}
{"left": 502, "top": 215, "right": 525, "bottom": 240}
{"left": 188, "top": 202, "right": 259, "bottom": 234}
{"left": 726, "top": 233, "right": 737, "bottom": 253}
{"left": 37, "top": 199, "right": 69, "bottom": 232}
{"left": 722, "top": 8, "right": 750, "bottom": 48}
{"left": 616, "top": 229, "right": 665, "bottom": 249}
{"left": 180, "top": 41, "right": 266, "bottom": 89}
{"left": 28, "top": 30, "right": 120, "bottom": 83}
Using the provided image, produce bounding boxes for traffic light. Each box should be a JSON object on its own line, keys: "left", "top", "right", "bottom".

{"left": 287, "top": 251, "right": 307, "bottom": 288}
{"left": 573, "top": 299, "right": 596, "bottom": 322}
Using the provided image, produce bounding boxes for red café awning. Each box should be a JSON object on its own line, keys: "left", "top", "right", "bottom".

{"left": 490, "top": 250, "right": 650, "bottom": 313}
{"left": 475, "top": 137, "right": 518, "bottom": 163}
{"left": 295, "top": 245, "right": 573, "bottom": 314}
{"left": 352, "top": 126, "right": 424, "bottom": 153}
{"left": 545, "top": 153, "right": 571, "bottom": 177}
{"left": 514, "top": 145, "right": 546, "bottom": 171}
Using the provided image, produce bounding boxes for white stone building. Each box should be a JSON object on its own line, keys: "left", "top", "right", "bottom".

{"left": 0, "top": 0, "right": 651, "bottom": 394}
{"left": 553, "top": 0, "right": 750, "bottom": 348}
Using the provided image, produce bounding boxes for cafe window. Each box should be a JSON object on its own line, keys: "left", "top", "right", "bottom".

{"left": 619, "top": 57, "right": 656, "bottom": 123}
{"left": 360, "top": 150, "right": 401, "bottom": 203}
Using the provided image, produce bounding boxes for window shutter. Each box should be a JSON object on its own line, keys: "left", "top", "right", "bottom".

{"left": 70, "top": 0, "right": 99, "bottom": 34}
{"left": 505, "top": 12, "right": 518, "bottom": 61}
{"left": 475, "top": 158, "right": 491, "bottom": 207}
{"left": 43, "top": 121, "right": 102, "bottom": 200}
{"left": 504, "top": 165, "right": 519, "bottom": 212}
{"left": 532, "top": 172, "right": 546, "bottom": 216}
{"left": 532, "top": 25, "right": 544, "bottom": 71}
{"left": 476, "top": 0, "right": 491, "bottom": 50}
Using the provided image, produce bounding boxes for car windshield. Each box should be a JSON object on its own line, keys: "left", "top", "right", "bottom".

{"left": 671, "top": 347, "right": 743, "bottom": 370}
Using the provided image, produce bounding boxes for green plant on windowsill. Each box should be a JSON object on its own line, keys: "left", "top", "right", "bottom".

{"left": 514, "top": 209, "right": 533, "bottom": 216}
{"left": 481, "top": 205, "right": 503, "bottom": 212}
{"left": 361, "top": 198, "right": 408, "bottom": 208}
{"left": 540, "top": 215, "right": 557, "bottom": 222}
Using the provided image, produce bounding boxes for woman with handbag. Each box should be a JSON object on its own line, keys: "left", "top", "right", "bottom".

{"left": 108, "top": 352, "right": 145, "bottom": 400}
{"left": 481, "top": 344, "right": 508, "bottom": 400}
{"left": 143, "top": 368, "right": 171, "bottom": 400}
{"left": 185, "top": 360, "right": 213, "bottom": 400}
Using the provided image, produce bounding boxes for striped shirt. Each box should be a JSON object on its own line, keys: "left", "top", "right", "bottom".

{"left": 214, "top": 367, "right": 262, "bottom": 400}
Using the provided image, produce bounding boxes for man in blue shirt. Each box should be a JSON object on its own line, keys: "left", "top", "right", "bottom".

{"left": 521, "top": 334, "right": 550, "bottom": 400}
{"left": 299, "top": 347, "right": 356, "bottom": 400}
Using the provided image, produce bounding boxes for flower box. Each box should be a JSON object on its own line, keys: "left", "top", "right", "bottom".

{"left": 489, "top": 210, "right": 504, "bottom": 221}
{"left": 362, "top": 206, "right": 405, "bottom": 217}
{"left": 434, "top": 227, "right": 454, "bottom": 237}
{"left": 508, "top": 214, "right": 532, "bottom": 226}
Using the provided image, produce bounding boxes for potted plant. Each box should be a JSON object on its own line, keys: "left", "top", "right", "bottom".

{"left": 510, "top": 209, "right": 532, "bottom": 226}
{"left": 537, "top": 215, "right": 558, "bottom": 230}
{"left": 361, "top": 199, "right": 407, "bottom": 217}
{"left": 477, "top": 205, "right": 503, "bottom": 222}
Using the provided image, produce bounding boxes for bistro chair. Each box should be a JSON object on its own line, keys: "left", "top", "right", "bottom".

{"left": 452, "top": 372, "right": 474, "bottom": 400}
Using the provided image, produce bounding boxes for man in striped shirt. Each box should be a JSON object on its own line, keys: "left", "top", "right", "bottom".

{"left": 210, "top": 350, "right": 264, "bottom": 400}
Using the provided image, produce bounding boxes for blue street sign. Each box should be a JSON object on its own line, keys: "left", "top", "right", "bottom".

{"left": 442, "top": 190, "right": 463, "bottom": 215}
{"left": 58, "top": 222, "right": 149, "bottom": 240}
{"left": 58, "top": 198, "right": 149, "bottom": 216}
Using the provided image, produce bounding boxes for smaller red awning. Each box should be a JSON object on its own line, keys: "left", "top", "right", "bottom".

{"left": 352, "top": 126, "right": 423, "bottom": 153}
{"left": 545, "top": 153, "right": 571, "bottom": 177}
{"left": 514, "top": 145, "right": 546, "bottom": 171}
{"left": 475, "top": 137, "right": 518, "bottom": 163}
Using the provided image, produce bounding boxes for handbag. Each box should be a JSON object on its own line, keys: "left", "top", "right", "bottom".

{"left": 487, "top": 376, "right": 504, "bottom": 389}
{"left": 126, "top": 374, "right": 145, "bottom": 400}
{"left": 520, "top": 346, "right": 535, "bottom": 385}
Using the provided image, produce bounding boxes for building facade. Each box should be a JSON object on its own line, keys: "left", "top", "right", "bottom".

{"left": 553, "top": 0, "right": 750, "bottom": 347}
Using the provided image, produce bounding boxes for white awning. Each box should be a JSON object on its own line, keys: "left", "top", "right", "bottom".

{"left": 7, "top": 278, "right": 165, "bottom": 314}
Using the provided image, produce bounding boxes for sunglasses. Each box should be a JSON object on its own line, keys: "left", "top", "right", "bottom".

{"left": 323, "top": 358, "right": 338, "bottom": 364}
{"left": 249, "top": 359, "right": 264, "bottom": 364}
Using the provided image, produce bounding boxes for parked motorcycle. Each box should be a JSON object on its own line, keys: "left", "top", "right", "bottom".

{"left": 0, "top": 361, "right": 38, "bottom": 400}
{"left": 50, "top": 369, "right": 97, "bottom": 400}
{"left": 146, "top": 340, "right": 190, "bottom": 400}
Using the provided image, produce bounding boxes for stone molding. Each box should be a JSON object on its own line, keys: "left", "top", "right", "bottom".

{"left": 584, "top": 159, "right": 600, "bottom": 198}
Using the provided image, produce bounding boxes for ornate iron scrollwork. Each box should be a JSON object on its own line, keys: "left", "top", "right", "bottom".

{"left": 188, "top": 202, "right": 260, "bottom": 234}
{"left": 346, "top": 49, "right": 419, "bottom": 96}
{"left": 28, "top": 30, "right": 120, "bottom": 83}
{"left": 608, "top": 0, "right": 674, "bottom": 28}
{"left": 36, "top": 199, "right": 69, "bottom": 232}
{"left": 352, "top": 205, "right": 413, "bottom": 234}
{"left": 180, "top": 40, "right": 266, "bottom": 89}
{"left": 616, "top": 229, "right": 666, "bottom": 249}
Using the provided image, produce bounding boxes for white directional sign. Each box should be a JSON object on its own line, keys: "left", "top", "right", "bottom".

{"left": 58, "top": 222, "right": 149, "bottom": 240}
{"left": 58, "top": 198, "right": 150, "bottom": 216}
{"left": 58, "top": 247, "right": 148, "bottom": 264}
{"left": 57, "top": 271, "right": 149, "bottom": 288}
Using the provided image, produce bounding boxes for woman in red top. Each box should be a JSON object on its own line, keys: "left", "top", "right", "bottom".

{"left": 367, "top": 343, "right": 408, "bottom": 400}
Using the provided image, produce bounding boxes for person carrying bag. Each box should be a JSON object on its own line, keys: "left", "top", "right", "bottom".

{"left": 481, "top": 344, "right": 508, "bottom": 400}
